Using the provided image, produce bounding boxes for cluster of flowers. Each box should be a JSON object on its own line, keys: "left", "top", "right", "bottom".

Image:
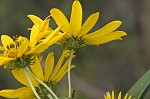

{"left": 0, "top": 0, "right": 129, "bottom": 99}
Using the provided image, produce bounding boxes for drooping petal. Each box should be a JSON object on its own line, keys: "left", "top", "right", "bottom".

{"left": 78, "top": 12, "right": 99, "bottom": 37}
{"left": 44, "top": 52, "right": 54, "bottom": 82}
{"left": 1, "top": 35, "right": 15, "bottom": 50}
{"left": 12, "top": 68, "right": 39, "bottom": 87}
{"left": 27, "top": 15, "right": 43, "bottom": 25}
{"left": 50, "top": 50, "right": 70, "bottom": 79}
{"left": 30, "top": 56, "right": 44, "bottom": 81}
{"left": 82, "top": 21, "right": 123, "bottom": 39}
{"left": 11, "top": 87, "right": 33, "bottom": 98}
{"left": 50, "top": 8, "right": 71, "bottom": 35}
{"left": 17, "top": 37, "right": 29, "bottom": 57}
{"left": 0, "top": 89, "right": 15, "bottom": 98}
{"left": 85, "top": 31, "right": 127, "bottom": 45}
{"left": 70, "top": 0, "right": 82, "bottom": 37}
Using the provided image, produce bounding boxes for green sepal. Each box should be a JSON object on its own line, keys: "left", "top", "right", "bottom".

{"left": 128, "top": 69, "right": 150, "bottom": 99}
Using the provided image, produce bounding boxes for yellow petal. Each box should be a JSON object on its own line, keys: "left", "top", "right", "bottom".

{"left": 17, "top": 37, "right": 29, "bottom": 57}
{"left": 78, "top": 12, "right": 99, "bottom": 37}
{"left": 118, "top": 92, "right": 122, "bottom": 99}
{"left": 29, "top": 25, "right": 40, "bottom": 49}
{"left": 0, "top": 46, "right": 5, "bottom": 50}
{"left": 12, "top": 68, "right": 39, "bottom": 87}
{"left": 27, "top": 15, "right": 43, "bottom": 25}
{"left": 86, "top": 31, "right": 127, "bottom": 45}
{"left": 40, "top": 16, "right": 51, "bottom": 32}
{"left": 47, "top": 33, "right": 65, "bottom": 46}
{"left": 11, "top": 87, "right": 33, "bottom": 98}
{"left": 0, "top": 89, "right": 15, "bottom": 98}
{"left": 36, "top": 31, "right": 51, "bottom": 41}
{"left": 27, "top": 26, "right": 63, "bottom": 54}
{"left": 55, "top": 65, "right": 76, "bottom": 83}
{"left": 112, "top": 91, "right": 114, "bottom": 99}
{"left": 1, "top": 35, "right": 15, "bottom": 50}
{"left": 0, "top": 56, "right": 15, "bottom": 66}
{"left": 50, "top": 8, "right": 71, "bottom": 34}
{"left": 44, "top": 52, "right": 54, "bottom": 82}
{"left": 70, "top": 0, "right": 82, "bottom": 37}
{"left": 82, "top": 21, "right": 122, "bottom": 39}
{"left": 27, "top": 43, "right": 49, "bottom": 54}
{"left": 52, "top": 56, "right": 70, "bottom": 81}
{"left": 50, "top": 50, "right": 69, "bottom": 79}
{"left": 30, "top": 56, "right": 44, "bottom": 81}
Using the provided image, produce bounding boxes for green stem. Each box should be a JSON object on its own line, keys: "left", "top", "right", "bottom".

{"left": 68, "top": 49, "right": 75, "bottom": 98}
{"left": 26, "top": 67, "right": 59, "bottom": 99}
{"left": 47, "top": 93, "right": 54, "bottom": 99}
{"left": 23, "top": 68, "right": 41, "bottom": 99}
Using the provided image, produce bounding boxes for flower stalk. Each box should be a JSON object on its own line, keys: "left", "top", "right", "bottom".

{"left": 23, "top": 67, "right": 41, "bottom": 99}
{"left": 26, "top": 67, "right": 59, "bottom": 99}
{"left": 68, "top": 49, "right": 75, "bottom": 98}
{"left": 47, "top": 93, "right": 54, "bottom": 99}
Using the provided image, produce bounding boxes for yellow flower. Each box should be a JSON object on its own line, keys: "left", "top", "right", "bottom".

{"left": 0, "top": 50, "right": 75, "bottom": 99}
{"left": 0, "top": 24, "right": 64, "bottom": 69}
{"left": 104, "top": 91, "right": 132, "bottom": 99}
{"left": 50, "top": 0, "right": 127, "bottom": 50}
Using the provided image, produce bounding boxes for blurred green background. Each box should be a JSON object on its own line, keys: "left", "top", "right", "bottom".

{"left": 0, "top": 0, "right": 150, "bottom": 99}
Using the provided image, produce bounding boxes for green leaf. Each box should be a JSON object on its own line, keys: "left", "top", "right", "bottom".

{"left": 128, "top": 69, "right": 150, "bottom": 99}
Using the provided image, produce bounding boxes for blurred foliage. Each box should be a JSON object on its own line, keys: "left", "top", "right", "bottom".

{"left": 1, "top": 0, "right": 150, "bottom": 99}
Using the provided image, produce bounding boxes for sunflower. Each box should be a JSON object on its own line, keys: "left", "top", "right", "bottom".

{"left": 104, "top": 91, "right": 132, "bottom": 99}
{"left": 50, "top": 0, "right": 127, "bottom": 51}
{"left": 0, "top": 50, "right": 75, "bottom": 99}
{"left": 0, "top": 23, "right": 64, "bottom": 69}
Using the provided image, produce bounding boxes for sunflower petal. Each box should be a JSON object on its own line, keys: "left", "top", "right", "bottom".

{"left": 11, "top": 87, "right": 33, "bottom": 98}
{"left": 52, "top": 56, "right": 71, "bottom": 81}
{"left": 12, "top": 68, "right": 39, "bottom": 87}
{"left": 78, "top": 12, "right": 99, "bottom": 37}
{"left": 44, "top": 52, "right": 54, "bottom": 82}
{"left": 0, "top": 46, "right": 5, "bottom": 50}
{"left": 50, "top": 8, "right": 71, "bottom": 34}
{"left": 47, "top": 33, "right": 65, "bottom": 46}
{"left": 29, "top": 25, "right": 40, "bottom": 49}
{"left": 40, "top": 16, "right": 51, "bottom": 32}
{"left": 55, "top": 65, "right": 76, "bottom": 83}
{"left": 30, "top": 56, "right": 44, "bottom": 81}
{"left": 27, "top": 15, "right": 43, "bottom": 25}
{"left": 70, "top": 0, "right": 82, "bottom": 37}
{"left": 1, "top": 35, "right": 15, "bottom": 50}
{"left": 0, "top": 89, "right": 15, "bottom": 98}
{"left": 50, "top": 50, "right": 69, "bottom": 79}
{"left": 0, "top": 56, "right": 15, "bottom": 66}
{"left": 17, "top": 37, "right": 29, "bottom": 57}
{"left": 82, "top": 21, "right": 122, "bottom": 39}
{"left": 86, "top": 31, "right": 126, "bottom": 45}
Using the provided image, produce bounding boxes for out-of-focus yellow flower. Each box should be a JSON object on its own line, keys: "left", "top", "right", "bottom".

{"left": 50, "top": 0, "right": 126, "bottom": 51}
{"left": 0, "top": 24, "right": 64, "bottom": 69}
{"left": 0, "top": 50, "right": 75, "bottom": 99}
{"left": 104, "top": 91, "right": 132, "bottom": 99}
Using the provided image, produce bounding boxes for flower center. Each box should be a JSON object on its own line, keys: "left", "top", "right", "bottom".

{"left": 4, "top": 36, "right": 29, "bottom": 58}
{"left": 61, "top": 37, "right": 86, "bottom": 51}
{"left": 6, "top": 55, "right": 35, "bottom": 70}
{"left": 36, "top": 83, "right": 57, "bottom": 98}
